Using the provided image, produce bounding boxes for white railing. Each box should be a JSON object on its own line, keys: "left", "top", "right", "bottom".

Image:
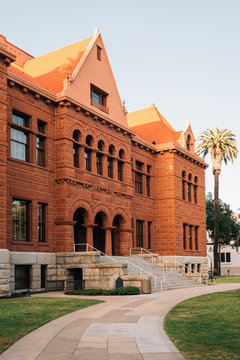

{"left": 130, "top": 247, "right": 203, "bottom": 284}
{"left": 75, "top": 243, "right": 165, "bottom": 291}
{"left": 74, "top": 243, "right": 117, "bottom": 263}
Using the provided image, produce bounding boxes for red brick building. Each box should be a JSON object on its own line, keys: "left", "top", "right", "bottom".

{"left": 0, "top": 29, "right": 207, "bottom": 295}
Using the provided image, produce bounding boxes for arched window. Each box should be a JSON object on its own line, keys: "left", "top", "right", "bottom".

{"left": 98, "top": 140, "right": 104, "bottom": 151}
{"left": 73, "top": 130, "right": 81, "bottom": 168}
{"left": 86, "top": 135, "right": 93, "bottom": 147}
{"left": 186, "top": 135, "right": 191, "bottom": 151}
{"left": 182, "top": 171, "right": 186, "bottom": 200}
{"left": 73, "top": 130, "right": 80, "bottom": 142}
{"left": 119, "top": 149, "right": 125, "bottom": 159}
{"left": 109, "top": 144, "right": 115, "bottom": 156}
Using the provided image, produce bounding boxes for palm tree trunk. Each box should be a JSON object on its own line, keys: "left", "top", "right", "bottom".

{"left": 214, "top": 170, "right": 220, "bottom": 275}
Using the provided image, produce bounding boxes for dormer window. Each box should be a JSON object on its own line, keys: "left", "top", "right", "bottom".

{"left": 97, "top": 45, "right": 102, "bottom": 61}
{"left": 91, "top": 85, "right": 108, "bottom": 113}
{"left": 186, "top": 135, "right": 191, "bottom": 151}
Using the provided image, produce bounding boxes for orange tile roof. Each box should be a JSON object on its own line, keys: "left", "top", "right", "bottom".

{"left": 127, "top": 104, "right": 180, "bottom": 145}
{"left": 9, "top": 36, "right": 93, "bottom": 93}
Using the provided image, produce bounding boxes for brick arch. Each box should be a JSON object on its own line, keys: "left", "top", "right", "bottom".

{"left": 115, "top": 143, "right": 128, "bottom": 159}
{"left": 70, "top": 200, "right": 93, "bottom": 224}
{"left": 84, "top": 128, "right": 96, "bottom": 147}
{"left": 96, "top": 133, "right": 107, "bottom": 151}
{"left": 70, "top": 122, "right": 84, "bottom": 140}
{"left": 111, "top": 207, "right": 129, "bottom": 228}
{"left": 93, "top": 203, "right": 111, "bottom": 226}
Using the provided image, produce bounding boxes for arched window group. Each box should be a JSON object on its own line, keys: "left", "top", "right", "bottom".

{"left": 182, "top": 171, "right": 198, "bottom": 204}
{"left": 72, "top": 130, "right": 125, "bottom": 182}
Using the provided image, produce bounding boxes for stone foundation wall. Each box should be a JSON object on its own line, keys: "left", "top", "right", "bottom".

{"left": 0, "top": 250, "right": 10, "bottom": 297}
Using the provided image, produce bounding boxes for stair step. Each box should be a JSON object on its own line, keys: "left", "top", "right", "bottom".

{"left": 99, "top": 255, "right": 201, "bottom": 291}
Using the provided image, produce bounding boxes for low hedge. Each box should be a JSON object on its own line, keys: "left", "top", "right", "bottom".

{"left": 65, "top": 286, "right": 140, "bottom": 296}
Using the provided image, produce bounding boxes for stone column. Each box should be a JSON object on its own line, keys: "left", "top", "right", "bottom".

{"left": 79, "top": 146, "right": 85, "bottom": 171}
{"left": 91, "top": 150, "right": 97, "bottom": 173}
{"left": 102, "top": 227, "right": 115, "bottom": 256}
{"left": 113, "top": 159, "right": 118, "bottom": 180}
{"left": 102, "top": 155, "right": 108, "bottom": 177}
{"left": 82, "top": 224, "right": 97, "bottom": 250}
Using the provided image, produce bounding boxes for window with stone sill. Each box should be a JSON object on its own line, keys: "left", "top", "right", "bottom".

{"left": 38, "top": 203, "right": 46, "bottom": 243}
{"left": 91, "top": 85, "right": 108, "bottom": 113}
{"left": 11, "top": 111, "right": 30, "bottom": 162}
{"left": 12, "top": 199, "right": 29, "bottom": 242}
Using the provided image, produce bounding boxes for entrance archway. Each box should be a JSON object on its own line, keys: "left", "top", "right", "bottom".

{"left": 73, "top": 208, "right": 87, "bottom": 251}
{"left": 112, "top": 215, "right": 124, "bottom": 256}
{"left": 93, "top": 212, "right": 106, "bottom": 253}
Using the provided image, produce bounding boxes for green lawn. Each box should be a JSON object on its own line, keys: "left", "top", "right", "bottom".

{"left": 0, "top": 297, "right": 103, "bottom": 353}
{"left": 214, "top": 277, "right": 240, "bottom": 283}
{"left": 164, "top": 289, "right": 240, "bottom": 360}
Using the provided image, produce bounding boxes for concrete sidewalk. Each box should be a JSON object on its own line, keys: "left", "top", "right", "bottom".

{"left": 1, "top": 283, "right": 240, "bottom": 360}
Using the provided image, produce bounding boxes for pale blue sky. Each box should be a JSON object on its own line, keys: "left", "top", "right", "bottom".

{"left": 1, "top": 0, "right": 240, "bottom": 211}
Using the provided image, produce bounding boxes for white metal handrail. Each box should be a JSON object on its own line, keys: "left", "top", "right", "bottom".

{"left": 74, "top": 243, "right": 117, "bottom": 263}
{"left": 130, "top": 247, "right": 203, "bottom": 284}
{"left": 75, "top": 243, "right": 165, "bottom": 291}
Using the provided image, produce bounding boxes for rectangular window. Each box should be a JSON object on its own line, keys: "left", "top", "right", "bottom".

{"left": 96, "top": 153, "right": 103, "bottom": 175}
{"left": 11, "top": 111, "right": 30, "bottom": 162}
{"left": 41, "top": 265, "right": 47, "bottom": 288}
{"left": 148, "top": 221, "right": 152, "bottom": 249}
{"left": 226, "top": 252, "right": 231, "bottom": 262}
{"left": 147, "top": 165, "right": 151, "bottom": 174}
{"left": 37, "top": 120, "right": 46, "bottom": 134}
{"left": 220, "top": 253, "right": 225, "bottom": 263}
{"left": 91, "top": 85, "right": 108, "bottom": 113}
{"left": 11, "top": 128, "right": 29, "bottom": 162}
{"left": 182, "top": 180, "right": 186, "bottom": 200}
{"left": 195, "top": 226, "right": 199, "bottom": 250}
{"left": 97, "top": 45, "right": 102, "bottom": 61}
{"left": 136, "top": 220, "right": 144, "bottom": 248}
{"left": 15, "top": 265, "right": 30, "bottom": 290}
{"left": 194, "top": 185, "right": 198, "bottom": 203}
{"left": 188, "top": 183, "right": 192, "bottom": 202}
{"left": 146, "top": 176, "right": 150, "bottom": 196}
{"left": 12, "top": 113, "right": 29, "bottom": 127}
{"left": 36, "top": 136, "right": 45, "bottom": 166}
{"left": 38, "top": 203, "right": 46, "bottom": 243}
{"left": 136, "top": 161, "right": 143, "bottom": 171}
{"left": 135, "top": 172, "right": 143, "bottom": 194}
{"left": 118, "top": 161, "right": 123, "bottom": 181}
{"left": 12, "top": 199, "right": 29, "bottom": 242}
{"left": 183, "top": 223, "right": 187, "bottom": 249}
{"left": 73, "top": 144, "right": 80, "bottom": 167}
{"left": 84, "top": 149, "right": 92, "bottom": 171}
{"left": 188, "top": 225, "right": 193, "bottom": 250}
{"left": 107, "top": 157, "right": 113, "bottom": 178}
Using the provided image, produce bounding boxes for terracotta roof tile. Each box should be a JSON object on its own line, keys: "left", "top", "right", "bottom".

{"left": 128, "top": 104, "right": 180, "bottom": 145}
{"left": 9, "top": 36, "right": 93, "bottom": 93}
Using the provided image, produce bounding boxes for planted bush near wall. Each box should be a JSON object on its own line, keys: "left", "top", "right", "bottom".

{"left": 65, "top": 286, "right": 140, "bottom": 296}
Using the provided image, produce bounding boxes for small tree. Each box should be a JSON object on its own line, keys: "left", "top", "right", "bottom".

{"left": 206, "top": 193, "right": 240, "bottom": 247}
{"left": 196, "top": 129, "right": 238, "bottom": 275}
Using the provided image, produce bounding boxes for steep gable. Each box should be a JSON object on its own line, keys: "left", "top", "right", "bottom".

{"left": 64, "top": 29, "right": 127, "bottom": 127}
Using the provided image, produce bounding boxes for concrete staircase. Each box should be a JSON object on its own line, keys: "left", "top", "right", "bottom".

{"left": 100, "top": 255, "right": 201, "bottom": 291}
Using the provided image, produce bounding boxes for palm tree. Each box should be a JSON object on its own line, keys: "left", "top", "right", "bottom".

{"left": 196, "top": 128, "right": 238, "bottom": 275}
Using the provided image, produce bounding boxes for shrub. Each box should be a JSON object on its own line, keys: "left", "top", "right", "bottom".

{"left": 65, "top": 286, "right": 140, "bottom": 296}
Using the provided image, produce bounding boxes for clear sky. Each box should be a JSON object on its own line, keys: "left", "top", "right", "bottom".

{"left": 1, "top": 0, "right": 240, "bottom": 211}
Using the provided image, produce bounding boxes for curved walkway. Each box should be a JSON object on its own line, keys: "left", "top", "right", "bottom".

{"left": 1, "top": 283, "right": 240, "bottom": 360}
